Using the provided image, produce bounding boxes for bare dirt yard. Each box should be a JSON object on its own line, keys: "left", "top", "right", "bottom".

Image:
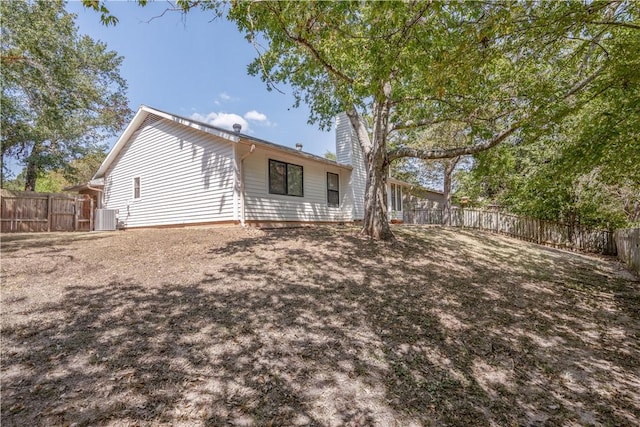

{"left": 1, "top": 225, "right": 639, "bottom": 426}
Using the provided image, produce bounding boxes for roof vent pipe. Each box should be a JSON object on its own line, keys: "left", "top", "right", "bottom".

{"left": 296, "top": 143, "right": 303, "bottom": 151}
{"left": 233, "top": 123, "right": 242, "bottom": 134}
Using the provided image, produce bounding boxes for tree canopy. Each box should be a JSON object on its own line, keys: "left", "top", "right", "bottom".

{"left": 1, "top": 0, "right": 130, "bottom": 190}
{"left": 456, "top": 2, "right": 640, "bottom": 229}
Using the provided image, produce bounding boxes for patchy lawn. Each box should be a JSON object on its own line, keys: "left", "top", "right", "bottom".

{"left": 1, "top": 226, "right": 639, "bottom": 426}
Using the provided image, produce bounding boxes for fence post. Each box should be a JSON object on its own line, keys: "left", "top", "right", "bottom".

{"left": 47, "top": 194, "right": 52, "bottom": 232}
{"left": 89, "top": 198, "right": 94, "bottom": 231}
{"left": 74, "top": 198, "right": 79, "bottom": 231}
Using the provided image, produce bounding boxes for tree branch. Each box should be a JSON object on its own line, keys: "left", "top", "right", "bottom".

{"left": 390, "top": 117, "right": 454, "bottom": 132}
{"left": 245, "top": 3, "right": 286, "bottom": 95}
{"left": 388, "top": 120, "right": 521, "bottom": 162}
{"left": 388, "top": 65, "right": 606, "bottom": 162}
{"left": 589, "top": 20, "right": 640, "bottom": 30}
{"left": 264, "top": 3, "right": 355, "bottom": 85}
{"left": 288, "top": 34, "right": 355, "bottom": 85}
{"left": 345, "top": 109, "right": 372, "bottom": 158}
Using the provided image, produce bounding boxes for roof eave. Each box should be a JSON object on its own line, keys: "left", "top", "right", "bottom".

{"left": 237, "top": 137, "right": 352, "bottom": 170}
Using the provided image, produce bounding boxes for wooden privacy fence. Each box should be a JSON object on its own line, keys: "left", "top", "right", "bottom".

{"left": 1, "top": 190, "right": 93, "bottom": 232}
{"left": 614, "top": 228, "right": 640, "bottom": 275}
{"left": 404, "top": 208, "right": 616, "bottom": 255}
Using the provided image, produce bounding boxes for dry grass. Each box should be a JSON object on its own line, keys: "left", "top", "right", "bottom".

{"left": 1, "top": 225, "right": 639, "bottom": 426}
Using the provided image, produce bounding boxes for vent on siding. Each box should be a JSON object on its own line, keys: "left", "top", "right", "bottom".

{"left": 94, "top": 209, "right": 118, "bottom": 231}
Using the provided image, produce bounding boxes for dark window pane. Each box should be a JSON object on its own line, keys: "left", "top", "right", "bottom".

{"left": 327, "top": 173, "right": 339, "bottom": 191}
{"left": 390, "top": 184, "right": 396, "bottom": 211}
{"left": 287, "top": 164, "right": 303, "bottom": 196}
{"left": 327, "top": 172, "right": 339, "bottom": 207}
{"left": 328, "top": 190, "right": 339, "bottom": 207}
{"left": 269, "top": 160, "right": 286, "bottom": 194}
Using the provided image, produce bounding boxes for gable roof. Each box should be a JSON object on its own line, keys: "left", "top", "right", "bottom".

{"left": 94, "top": 105, "right": 350, "bottom": 179}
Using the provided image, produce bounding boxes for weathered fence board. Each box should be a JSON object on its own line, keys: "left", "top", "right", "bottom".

{"left": 404, "top": 208, "right": 616, "bottom": 255}
{"left": 1, "top": 190, "right": 93, "bottom": 233}
{"left": 614, "top": 228, "right": 640, "bottom": 275}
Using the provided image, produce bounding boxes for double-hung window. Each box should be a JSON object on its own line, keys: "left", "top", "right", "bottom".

{"left": 133, "top": 177, "right": 141, "bottom": 199}
{"left": 269, "top": 159, "right": 303, "bottom": 197}
{"left": 327, "top": 173, "right": 339, "bottom": 207}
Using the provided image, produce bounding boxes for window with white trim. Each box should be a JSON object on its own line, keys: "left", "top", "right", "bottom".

{"left": 269, "top": 159, "right": 303, "bottom": 197}
{"left": 133, "top": 177, "right": 141, "bottom": 199}
{"left": 390, "top": 184, "right": 402, "bottom": 211}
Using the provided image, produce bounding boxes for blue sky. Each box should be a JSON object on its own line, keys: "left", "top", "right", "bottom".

{"left": 66, "top": 1, "right": 336, "bottom": 157}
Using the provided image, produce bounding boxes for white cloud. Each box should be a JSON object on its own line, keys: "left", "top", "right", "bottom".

{"left": 214, "top": 92, "right": 233, "bottom": 105}
{"left": 244, "top": 110, "right": 267, "bottom": 122}
{"left": 191, "top": 109, "right": 275, "bottom": 134}
{"left": 191, "top": 112, "right": 248, "bottom": 132}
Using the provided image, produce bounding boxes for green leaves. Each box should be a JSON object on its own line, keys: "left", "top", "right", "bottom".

{"left": 1, "top": 0, "right": 130, "bottom": 189}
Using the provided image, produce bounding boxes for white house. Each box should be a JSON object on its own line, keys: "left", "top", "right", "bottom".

{"left": 93, "top": 105, "right": 409, "bottom": 228}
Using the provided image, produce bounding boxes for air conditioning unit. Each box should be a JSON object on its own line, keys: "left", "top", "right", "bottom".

{"left": 94, "top": 209, "right": 118, "bottom": 231}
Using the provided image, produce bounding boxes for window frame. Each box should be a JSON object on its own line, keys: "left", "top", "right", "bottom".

{"left": 390, "top": 183, "right": 397, "bottom": 211}
{"left": 390, "top": 183, "right": 403, "bottom": 211}
{"left": 268, "top": 159, "right": 304, "bottom": 197}
{"left": 327, "top": 172, "right": 340, "bottom": 208}
{"left": 133, "top": 176, "right": 141, "bottom": 200}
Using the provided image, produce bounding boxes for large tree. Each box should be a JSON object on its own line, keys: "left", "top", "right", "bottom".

{"left": 1, "top": 0, "right": 130, "bottom": 190}
{"left": 88, "top": 0, "right": 636, "bottom": 239}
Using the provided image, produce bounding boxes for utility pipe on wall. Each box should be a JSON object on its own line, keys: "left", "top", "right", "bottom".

{"left": 239, "top": 144, "right": 256, "bottom": 226}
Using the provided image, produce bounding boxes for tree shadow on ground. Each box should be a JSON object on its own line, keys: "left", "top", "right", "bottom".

{"left": 2, "top": 226, "right": 639, "bottom": 426}
{"left": 1, "top": 232, "right": 112, "bottom": 254}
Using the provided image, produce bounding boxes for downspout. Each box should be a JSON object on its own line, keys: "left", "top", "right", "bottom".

{"left": 239, "top": 144, "right": 256, "bottom": 226}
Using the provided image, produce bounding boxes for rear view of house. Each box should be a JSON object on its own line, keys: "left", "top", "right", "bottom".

{"left": 94, "top": 106, "right": 371, "bottom": 228}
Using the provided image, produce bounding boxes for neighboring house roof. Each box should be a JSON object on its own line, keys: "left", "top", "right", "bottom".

{"left": 387, "top": 177, "right": 446, "bottom": 196}
{"left": 388, "top": 177, "right": 413, "bottom": 188}
{"left": 63, "top": 178, "right": 105, "bottom": 192}
{"left": 94, "top": 105, "right": 351, "bottom": 180}
{"left": 407, "top": 185, "right": 445, "bottom": 196}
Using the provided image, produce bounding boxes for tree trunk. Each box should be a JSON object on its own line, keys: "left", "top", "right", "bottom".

{"left": 442, "top": 157, "right": 459, "bottom": 226}
{"left": 0, "top": 152, "right": 4, "bottom": 189}
{"left": 24, "top": 144, "right": 41, "bottom": 191}
{"left": 362, "top": 146, "right": 393, "bottom": 240}
{"left": 24, "top": 161, "right": 38, "bottom": 191}
{"left": 347, "top": 94, "right": 394, "bottom": 241}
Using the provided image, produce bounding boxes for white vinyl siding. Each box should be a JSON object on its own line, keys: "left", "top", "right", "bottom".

{"left": 335, "top": 113, "right": 366, "bottom": 220}
{"left": 241, "top": 146, "right": 350, "bottom": 222}
{"left": 103, "top": 115, "right": 236, "bottom": 228}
